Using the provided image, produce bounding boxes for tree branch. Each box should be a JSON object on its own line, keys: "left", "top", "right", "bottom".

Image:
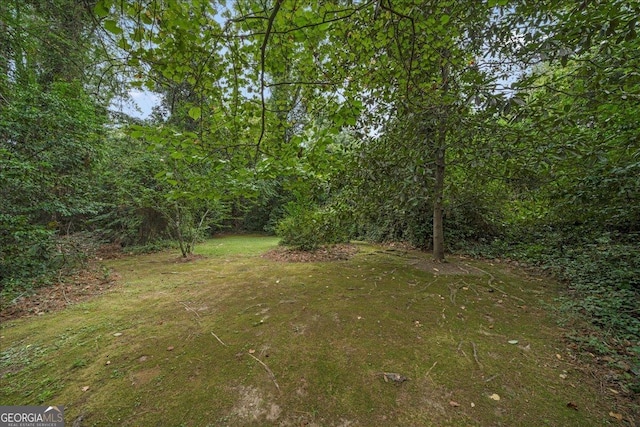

{"left": 257, "top": 0, "right": 284, "bottom": 156}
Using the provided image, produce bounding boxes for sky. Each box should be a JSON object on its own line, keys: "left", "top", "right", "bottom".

{"left": 112, "top": 89, "right": 161, "bottom": 119}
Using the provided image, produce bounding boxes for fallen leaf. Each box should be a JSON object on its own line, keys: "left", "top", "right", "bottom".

{"left": 567, "top": 402, "right": 578, "bottom": 410}
{"left": 556, "top": 354, "right": 562, "bottom": 360}
{"left": 449, "top": 401, "right": 460, "bottom": 407}
{"left": 489, "top": 393, "right": 500, "bottom": 401}
{"left": 113, "top": 332, "right": 123, "bottom": 337}
{"left": 559, "top": 374, "right": 567, "bottom": 379}
{"left": 248, "top": 349, "right": 255, "bottom": 354}
{"left": 382, "top": 372, "right": 408, "bottom": 383}
{"left": 81, "top": 386, "right": 90, "bottom": 392}
{"left": 609, "top": 412, "right": 623, "bottom": 421}
{"left": 167, "top": 346, "right": 174, "bottom": 351}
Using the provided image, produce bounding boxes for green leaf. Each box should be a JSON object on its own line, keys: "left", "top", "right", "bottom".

{"left": 440, "top": 15, "right": 450, "bottom": 25}
{"left": 117, "top": 37, "right": 131, "bottom": 50}
{"left": 141, "top": 11, "right": 153, "bottom": 25}
{"left": 188, "top": 107, "right": 202, "bottom": 120}
{"left": 132, "top": 28, "right": 145, "bottom": 42}
{"left": 129, "top": 129, "right": 144, "bottom": 139}
{"left": 104, "top": 20, "right": 123, "bottom": 35}
{"left": 94, "top": 0, "right": 110, "bottom": 18}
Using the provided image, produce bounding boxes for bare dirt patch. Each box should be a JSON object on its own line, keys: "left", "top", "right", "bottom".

{"left": 230, "top": 385, "right": 281, "bottom": 422}
{"left": 369, "top": 247, "right": 484, "bottom": 276}
{"left": 262, "top": 244, "right": 359, "bottom": 262}
{"left": 131, "top": 366, "right": 162, "bottom": 388}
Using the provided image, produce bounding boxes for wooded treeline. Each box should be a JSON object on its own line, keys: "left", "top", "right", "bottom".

{"left": 1, "top": 0, "right": 638, "bottom": 390}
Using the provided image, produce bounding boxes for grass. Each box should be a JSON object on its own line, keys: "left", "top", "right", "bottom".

{"left": 0, "top": 235, "right": 631, "bottom": 426}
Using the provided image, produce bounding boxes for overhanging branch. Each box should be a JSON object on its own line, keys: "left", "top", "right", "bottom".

{"left": 257, "top": 0, "right": 284, "bottom": 156}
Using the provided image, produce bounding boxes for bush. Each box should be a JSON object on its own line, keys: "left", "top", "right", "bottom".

{"left": 0, "top": 216, "right": 56, "bottom": 290}
{"left": 276, "top": 205, "right": 349, "bottom": 251}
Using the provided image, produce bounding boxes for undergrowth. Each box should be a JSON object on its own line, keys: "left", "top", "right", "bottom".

{"left": 457, "top": 227, "right": 640, "bottom": 394}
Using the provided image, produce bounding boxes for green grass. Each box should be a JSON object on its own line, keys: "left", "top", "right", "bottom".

{"left": 194, "top": 234, "right": 280, "bottom": 257}
{"left": 0, "top": 236, "right": 628, "bottom": 426}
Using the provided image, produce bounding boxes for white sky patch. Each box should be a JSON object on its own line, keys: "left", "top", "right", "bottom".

{"left": 111, "top": 89, "right": 161, "bottom": 119}
{"left": 129, "top": 89, "right": 161, "bottom": 118}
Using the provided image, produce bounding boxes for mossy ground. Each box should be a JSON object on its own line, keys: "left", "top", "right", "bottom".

{"left": 0, "top": 236, "right": 631, "bottom": 426}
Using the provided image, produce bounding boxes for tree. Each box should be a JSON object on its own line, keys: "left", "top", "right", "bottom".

{"left": 219, "top": 0, "right": 499, "bottom": 258}
{"left": 0, "top": 82, "right": 106, "bottom": 287}
{"left": 0, "top": 0, "right": 110, "bottom": 289}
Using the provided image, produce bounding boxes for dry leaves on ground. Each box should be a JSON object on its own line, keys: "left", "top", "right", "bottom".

{"left": 262, "top": 244, "right": 358, "bottom": 263}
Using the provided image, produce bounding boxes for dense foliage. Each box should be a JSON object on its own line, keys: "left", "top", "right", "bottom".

{"left": 1, "top": 0, "right": 638, "bottom": 392}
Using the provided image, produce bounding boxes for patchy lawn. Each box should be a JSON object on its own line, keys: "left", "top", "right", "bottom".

{"left": 0, "top": 236, "right": 634, "bottom": 426}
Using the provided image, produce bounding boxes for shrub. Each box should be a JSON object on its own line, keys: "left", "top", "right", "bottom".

{"left": 276, "top": 205, "right": 349, "bottom": 251}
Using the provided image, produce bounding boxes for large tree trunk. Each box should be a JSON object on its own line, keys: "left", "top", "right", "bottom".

{"left": 433, "top": 140, "right": 446, "bottom": 261}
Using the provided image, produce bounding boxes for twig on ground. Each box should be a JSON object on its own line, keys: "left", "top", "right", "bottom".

{"left": 179, "top": 301, "right": 201, "bottom": 319}
{"left": 462, "top": 281, "right": 480, "bottom": 295}
{"left": 471, "top": 341, "right": 483, "bottom": 370}
{"left": 62, "top": 287, "right": 71, "bottom": 305}
{"left": 423, "top": 277, "right": 439, "bottom": 289}
{"left": 425, "top": 361, "right": 438, "bottom": 378}
{"left": 458, "top": 264, "right": 470, "bottom": 274}
{"left": 239, "top": 303, "right": 263, "bottom": 314}
{"left": 211, "top": 331, "right": 227, "bottom": 347}
{"left": 484, "top": 374, "right": 499, "bottom": 383}
{"left": 457, "top": 340, "right": 468, "bottom": 358}
{"left": 449, "top": 284, "right": 457, "bottom": 305}
{"left": 468, "top": 264, "right": 526, "bottom": 303}
{"left": 248, "top": 352, "right": 281, "bottom": 393}
{"left": 11, "top": 292, "right": 27, "bottom": 305}
{"left": 369, "top": 281, "right": 378, "bottom": 295}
